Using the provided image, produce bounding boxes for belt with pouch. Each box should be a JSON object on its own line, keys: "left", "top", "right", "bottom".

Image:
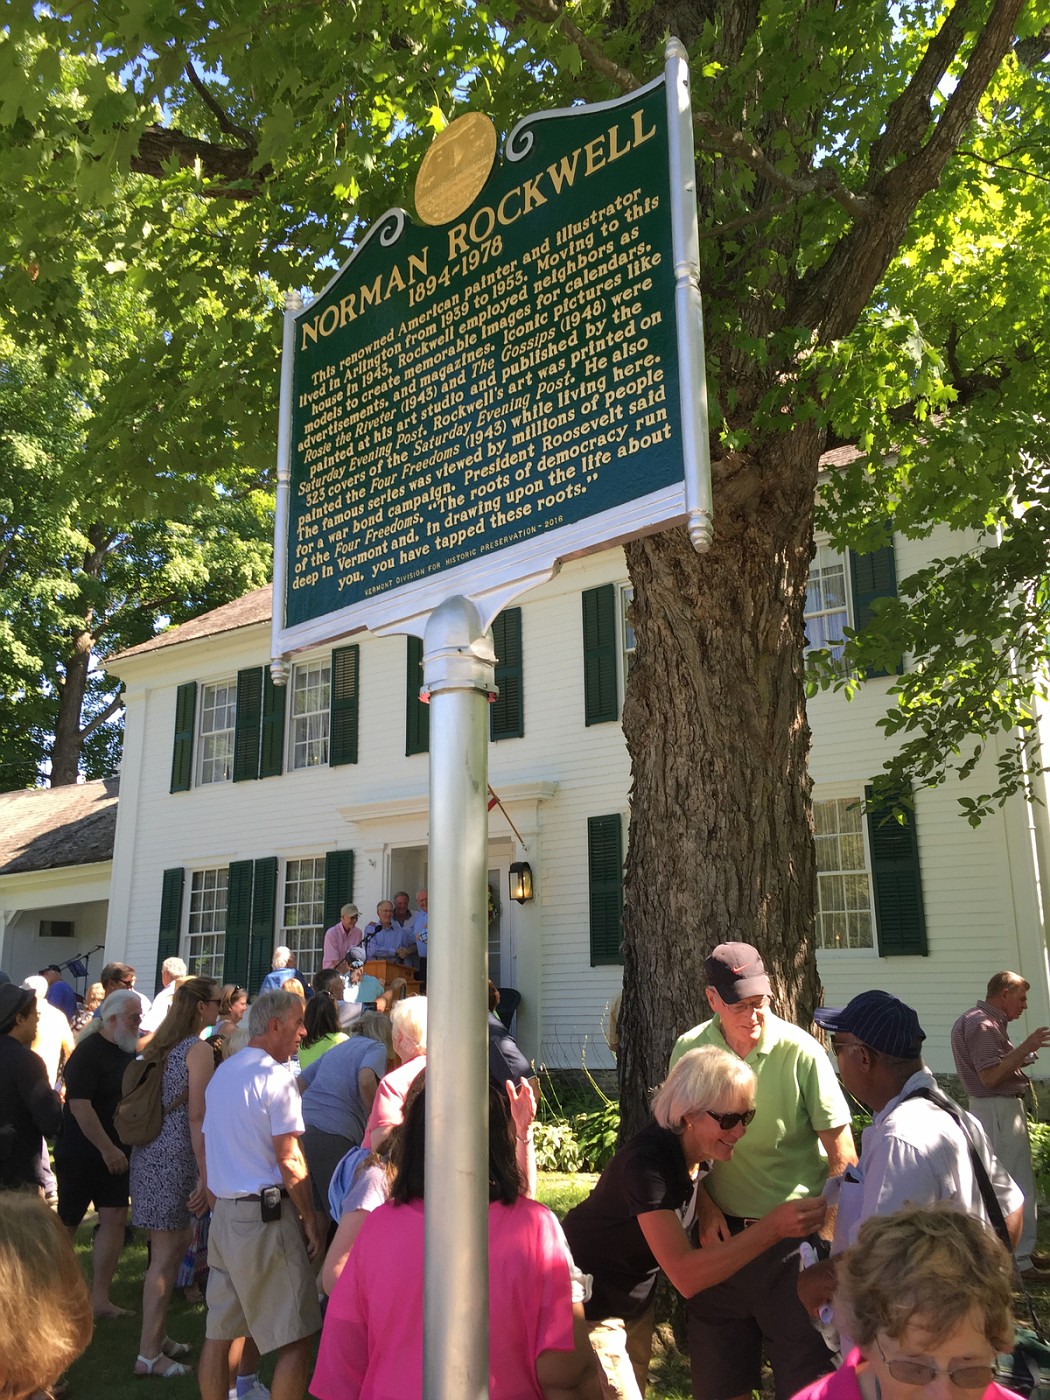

{"left": 235, "top": 1187, "right": 288, "bottom": 1201}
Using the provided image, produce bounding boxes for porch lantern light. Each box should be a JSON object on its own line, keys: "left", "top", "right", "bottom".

{"left": 508, "top": 861, "right": 534, "bottom": 905}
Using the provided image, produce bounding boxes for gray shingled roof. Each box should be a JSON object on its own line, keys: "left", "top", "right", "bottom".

{"left": 0, "top": 778, "right": 119, "bottom": 875}
{"left": 107, "top": 586, "right": 273, "bottom": 665}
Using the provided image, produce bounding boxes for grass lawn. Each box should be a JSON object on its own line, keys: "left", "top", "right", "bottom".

{"left": 61, "top": 1184, "right": 1050, "bottom": 1400}
{"left": 64, "top": 1175, "right": 688, "bottom": 1400}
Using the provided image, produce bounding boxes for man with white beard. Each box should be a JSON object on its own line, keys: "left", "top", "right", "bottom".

{"left": 54, "top": 989, "right": 141, "bottom": 1318}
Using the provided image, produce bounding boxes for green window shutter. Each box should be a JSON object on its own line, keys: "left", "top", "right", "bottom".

{"left": 865, "top": 785, "right": 927, "bottom": 957}
{"left": 170, "top": 682, "right": 197, "bottom": 793}
{"left": 588, "top": 814, "right": 624, "bottom": 966}
{"left": 330, "top": 644, "right": 360, "bottom": 767}
{"left": 260, "top": 669, "right": 286, "bottom": 779}
{"left": 224, "top": 859, "right": 254, "bottom": 988}
{"left": 156, "top": 867, "right": 185, "bottom": 994}
{"left": 233, "top": 667, "right": 263, "bottom": 782}
{"left": 849, "top": 536, "right": 899, "bottom": 678}
{"left": 406, "top": 635, "right": 429, "bottom": 755}
{"left": 324, "top": 850, "right": 355, "bottom": 931}
{"left": 248, "top": 856, "right": 278, "bottom": 991}
{"left": 582, "top": 585, "right": 619, "bottom": 725}
{"left": 491, "top": 608, "right": 524, "bottom": 741}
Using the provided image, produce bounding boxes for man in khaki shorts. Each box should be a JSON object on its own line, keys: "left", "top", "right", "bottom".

{"left": 199, "top": 990, "right": 325, "bottom": 1400}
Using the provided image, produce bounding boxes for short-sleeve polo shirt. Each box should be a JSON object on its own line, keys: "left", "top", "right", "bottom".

{"left": 669, "top": 1012, "right": 849, "bottom": 1216}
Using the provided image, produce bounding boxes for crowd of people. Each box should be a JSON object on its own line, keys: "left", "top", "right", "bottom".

{"left": 0, "top": 931, "right": 1046, "bottom": 1400}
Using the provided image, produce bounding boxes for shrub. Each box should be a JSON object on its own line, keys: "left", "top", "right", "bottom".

{"left": 534, "top": 1065, "right": 621, "bottom": 1172}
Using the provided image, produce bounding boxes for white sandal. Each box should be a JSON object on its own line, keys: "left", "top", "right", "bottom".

{"left": 135, "top": 1354, "right": 191, "bottom": 1379}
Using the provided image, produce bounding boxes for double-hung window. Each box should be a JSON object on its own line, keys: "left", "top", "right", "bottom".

{"left": 197, "top": 681, "right": 236, "bottom": 785}
{"left": 186, "top": 869, "right": 228, "bottom": 979}
{"left": 290, "top": 661, "right": 331, "bottom": 769}
{"left": 813, "top": 787, "right": 927, "bottom": 957}
{"left": 281, "top": 857, "right": 327, "bottom": 976}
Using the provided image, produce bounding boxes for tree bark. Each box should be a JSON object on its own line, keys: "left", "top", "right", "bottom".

{"left": 49, "top": 626, "right": 93, "bottom": 786}
{"left": 613, "top": 0, "right": 1024, "bottom": 1134}
{"left": 48, "top": 524, "right": 110, "bottom": 787}
{"left": 619, "top": 426, "right": 824, "bottom": 1136}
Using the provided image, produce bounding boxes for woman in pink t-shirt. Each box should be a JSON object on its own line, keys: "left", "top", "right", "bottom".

{"left": 791, "top": 1204, "right": 1024, "bottom": 1400}
{"left": 311, "top": 1082, "right": 597, "bottom": 1400}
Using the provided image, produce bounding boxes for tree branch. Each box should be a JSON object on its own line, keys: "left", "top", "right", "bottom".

{"left": 126, "top": 124, "right": 271, "bottom": 198}
{"left": 516, "top": 0, "right": 868, "bottom": 218}
{"left": 79, "top": 689, "right": 125, "bottom": 742}
{"left": 868, "top": 0, "right": 973, "bottom": 177}
{"left": 693, "top": 115, "right": 869, "bottom": 217}
{"left": 697, "top": 196, "right": 799, "bottom": 240}
{"left": 183, "top": 61, "right": 258, "bottom": 150}
{"left": 1015, "top": 23, "right": 1050, "bottom": 68}
{"left": 790, "top": 0, "right": 1026, "bottom": 342}
{"left": 517, "top": 0, "right": 641, "bottom": 92}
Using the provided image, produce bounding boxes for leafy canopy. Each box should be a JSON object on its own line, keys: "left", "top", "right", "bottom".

{"left": 2, "top": 0, "right": 1049, "bottom": 806}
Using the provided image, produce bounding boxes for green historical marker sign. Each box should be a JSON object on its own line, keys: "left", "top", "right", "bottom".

{"left": 273, "top": 46, "right": 710, "bottom": 656}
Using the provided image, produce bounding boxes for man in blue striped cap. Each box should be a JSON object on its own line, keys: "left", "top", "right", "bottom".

{"left": 799, "top": 989, "right": 1028, "bottom": 1322}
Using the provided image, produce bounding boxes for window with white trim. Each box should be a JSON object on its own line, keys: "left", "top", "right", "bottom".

{"left": 814, "top": 796, "right": 875, "bottom": 950}
{"left": 197, "top": 681, "right": 236, "bottom": 784}
{"left": 804, "top": 544, "right": 849, "bottom": 669}
{"left": 281, "top": 856, "right": 326, "bottom": 975}
{"left": 290, "top": 661, "right": 331, "bottom": 769}
{"left": 186, "top": 868, "right": 228, "bottom": 978}
{"left": 621, "top": 584, "right": 636, "bottom": 678}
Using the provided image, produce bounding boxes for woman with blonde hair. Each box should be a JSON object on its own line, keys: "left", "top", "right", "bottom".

{"left": 791, "top": 1204, "right": 1021, "bottom": 1400}
{"left": 562, "top": 1046, "right": 827, "bottom": 1399}
{"left": 0, "top": 1191, "right": 92, "bottom": 1399}
{"left": 129, "top": 974, "right": 221, "bottom": 1378}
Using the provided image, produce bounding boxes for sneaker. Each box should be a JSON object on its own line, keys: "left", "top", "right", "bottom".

{"left": 237, "top": 1384, "right": 271, "bottom": 1400}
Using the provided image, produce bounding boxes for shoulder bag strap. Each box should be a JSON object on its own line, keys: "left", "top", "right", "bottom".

{"left": 901, "top": 1085, "right": 1045, "bottom": 1342}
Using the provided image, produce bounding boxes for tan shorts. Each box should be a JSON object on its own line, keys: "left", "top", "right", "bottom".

{"left": 587, "top": 1306, "right": 654, "bottom": 1400}
{"left": 206, "top": 1196, "right": 322, "bottom": 1355}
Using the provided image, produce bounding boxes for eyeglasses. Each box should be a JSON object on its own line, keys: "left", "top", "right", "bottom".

{"left": 203, "top": 998, "right": 222, "bottom": 1006}
{"left": 874, "top": 1337, "right": 995, "bottom": 1389}
{"left": 720, "top": 996, "right": 768, "bottom": 1016}
{"left": 706, "top": 1108, "right": 756, "bottom": 1130}
{"left": 832, "top": 1037, "right": 862, "bottom": 1056}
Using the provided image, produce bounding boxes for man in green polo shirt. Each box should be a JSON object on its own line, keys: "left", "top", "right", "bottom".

{"left": 669, "top": 942, "right": 856, "bottom": 1400}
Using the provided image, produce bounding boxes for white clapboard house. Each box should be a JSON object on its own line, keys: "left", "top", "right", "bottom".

{"left": 3, "top": 524, "right": 1048, "bottom": 1076}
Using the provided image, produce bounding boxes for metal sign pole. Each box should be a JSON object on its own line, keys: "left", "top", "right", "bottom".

{"left": 422, "top": 595, "right": 495, "bottom": 1400}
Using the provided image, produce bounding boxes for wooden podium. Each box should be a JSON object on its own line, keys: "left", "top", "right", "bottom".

{"left": 364, "top": 959, "right": 421, "bottom": 999}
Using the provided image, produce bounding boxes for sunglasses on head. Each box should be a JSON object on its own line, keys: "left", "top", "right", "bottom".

{"left": 706, "top": 1108, "right": 756, "bottom": 1130}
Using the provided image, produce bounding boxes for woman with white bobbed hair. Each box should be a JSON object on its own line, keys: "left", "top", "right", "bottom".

{"left": 360, "top": 996, "right": 427, "bottom": 1151}
{"left": 562, "top": 1045, "right": 828, "bottom": 1399}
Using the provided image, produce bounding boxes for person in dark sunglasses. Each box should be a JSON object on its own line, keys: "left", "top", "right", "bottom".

{"left": 789, "top": 1203, "right": 1020, "bottom": 1400}
{"left": 561, "top": 1045, "right": 827, "bottom": 1399}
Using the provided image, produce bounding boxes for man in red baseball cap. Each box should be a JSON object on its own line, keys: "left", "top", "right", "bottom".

{"left": 669, "top": 941, "right": 856, "bottom": 1400}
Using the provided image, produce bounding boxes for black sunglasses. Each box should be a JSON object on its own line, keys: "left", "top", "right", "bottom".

{"left": 706, "top": 1108, "right": 756, "bottom": 1130}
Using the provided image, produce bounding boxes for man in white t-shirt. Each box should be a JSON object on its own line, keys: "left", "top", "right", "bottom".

{"left": 198, "top": 990, "right": 325, "bottom": 1400}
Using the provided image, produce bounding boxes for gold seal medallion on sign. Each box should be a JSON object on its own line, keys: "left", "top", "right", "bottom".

{"left": 415, "top": 112, "right": 498, "bottom": 227}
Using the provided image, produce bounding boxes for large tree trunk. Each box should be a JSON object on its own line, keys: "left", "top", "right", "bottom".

{"left": 49, "top": 524, "right": 109, "bottom": 787}
{"left": 50, "top": 626, "right": 93, "bottom": 786}
{"left": 618, "top": 425, "right": 824, "bottom": 1134}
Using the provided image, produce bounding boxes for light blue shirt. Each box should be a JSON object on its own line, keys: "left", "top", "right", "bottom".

{"left": 363, "top": 922, "right": 404, "bottom": 959}
{"left": 410, "top": 910, "right": 428, "bottom": 955}
{"left": 299, "top": 1035, "right": 388, "bottom": 1141}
